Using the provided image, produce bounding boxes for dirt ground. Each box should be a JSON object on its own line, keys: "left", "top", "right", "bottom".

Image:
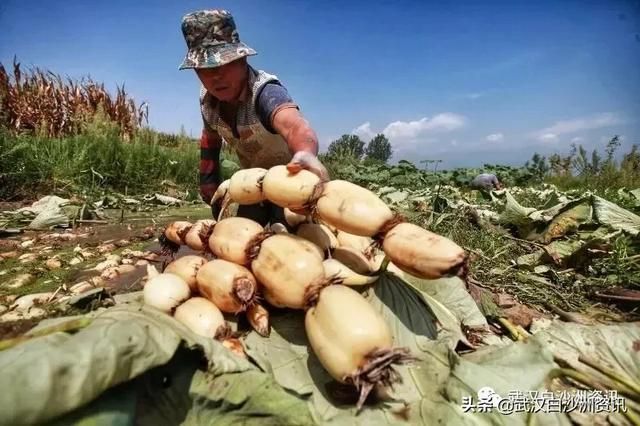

{"left": 0, "top": 205, "right": 213, "bottom": 339}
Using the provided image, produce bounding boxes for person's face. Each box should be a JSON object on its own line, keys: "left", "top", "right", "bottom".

{"left": 195, "top": 59, "right": 248, "bottom": 102}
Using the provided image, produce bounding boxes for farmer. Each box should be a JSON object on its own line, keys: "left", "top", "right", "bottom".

{"left": 470, "top": 173, "right": 503, "bottom": 192}
{"left": 179, "top": 9, "right": 328, "bottom": 225}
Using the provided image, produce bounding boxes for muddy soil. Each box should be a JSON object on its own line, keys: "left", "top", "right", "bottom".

{"left": 0, "top": 204, "right": 213, "bottom": 338}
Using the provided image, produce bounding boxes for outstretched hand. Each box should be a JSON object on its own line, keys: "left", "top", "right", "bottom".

{"left": 286, "top": 151, "right": 330, "bottom": 182}
{"left": 286, "top": 151, "right": 328, "bottom": 215}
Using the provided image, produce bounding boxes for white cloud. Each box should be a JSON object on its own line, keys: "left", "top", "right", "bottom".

{"left": 571, "top": 136, "right": 584, "bottom": 143}
{"left": 452, "top": 92, "right": 487, "bottom": 101}
{"left": 351, "top": 122, "right": 376, "bottom": 140}
{"left": 534, "top": 112, "right": 623, "bottom": 140}
{"left": 539, "top": 133, "right": 559, "bottom": 143}
{"left": 486, "top": 133, "right": 504, "bottom": 142}
{"left": 381, "top": 113, "right": 466, "bottom": 141}
{"left": 346, "top": 113, "right": 466, "bottom": 152}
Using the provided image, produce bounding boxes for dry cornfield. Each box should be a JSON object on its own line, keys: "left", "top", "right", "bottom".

{"left": 0, "top": 58, "right": 148, "bottom": 139}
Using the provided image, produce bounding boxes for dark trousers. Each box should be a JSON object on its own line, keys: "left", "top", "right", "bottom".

{"left": 212, "top": 200, "right": 290, "bottom": 230}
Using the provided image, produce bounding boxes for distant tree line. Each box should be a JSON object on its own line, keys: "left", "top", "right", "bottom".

{"left": 525, "top": 135, "right": 640, "bottom": 189}
{"left": 325, "top": 133, "right": 393, "bottom": 163}
{"left": 322, "top": 132, "right": 639, "bottom": 190}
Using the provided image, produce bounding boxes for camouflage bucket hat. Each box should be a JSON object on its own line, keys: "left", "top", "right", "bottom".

{"left": 179, "top": 9, "right": 257, "bottom": 70}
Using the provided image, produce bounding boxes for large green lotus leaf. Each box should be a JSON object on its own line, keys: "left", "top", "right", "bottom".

{"left": 183, "top": 369, "right": 315, "bottom": 426}
{"left": 541, "top": 191, "right": 570, "bottom": 210}
{"left": 528, "top": 201, "right": 571, "bottom": 224}
{"left": 443, "top": 321, "right": 640, "bottom": 425}
{"left": 47, "top": 347, "right": 201, "bottom": 426}
{"left": 528, "top": 322, "right": 640, "bottom": 426}
{"left": 5, "top": 280, "right": 637, "bottom": 426}
{"left": 538, "top": 202, "right": 592, "bottom": 243}
{"left": 617, "top": 188, "right": 640, "bottom": 208}
{"left": 407, "top": 275, "right": 487, "bottom": 328}
{"left": 0, "top": 304, "right": 250, "bottom": 425}
{"left": 43, "top": 332, "right": 315, "bottom": 426}
{"left": 532, "top": 322, "right": 640, "bottom": 387}
{"left": 444, "top": 340, "right": 570, "bottom": 426}
{"left": 498, "top": 192, "right": 541, "bottom": 238}
{"left": 47, "top": 382, "right": 139, "bottom": 426}
{"left": 495, "top": 192, "right": 601, "bottom": 242}
{"left": 543, "top": 239, "right": 587, "bottom": 266}
{"left": 242, "top": 273, "right": 482, "bottom": 425}
{"left": 27, "top": 206, "right": 71, "bottom": 229}
{"left": 242, "top": 309, "right": 316, "bottom": 398}
{"left": 592, "top": 195, "right": 640, "bottom": 235}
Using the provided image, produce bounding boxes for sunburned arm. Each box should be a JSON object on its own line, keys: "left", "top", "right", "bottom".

{"left": 272, "top": 108, "right": 329, "bottom": 181}
{"left": 199, "top": 126, "right": 223, "bottom": 204}
{"left": 271, "top": 107, "right": 319, "bottom": 156}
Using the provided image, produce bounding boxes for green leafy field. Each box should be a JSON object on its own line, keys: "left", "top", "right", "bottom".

{"left": 1, "top": 59, "right": 639, "bottom": 426}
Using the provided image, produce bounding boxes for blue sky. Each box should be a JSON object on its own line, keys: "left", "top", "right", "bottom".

{"left": 1, "top": 0, "right": 639, "bottom": 169}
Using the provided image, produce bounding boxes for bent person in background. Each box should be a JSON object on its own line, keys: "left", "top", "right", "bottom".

{"left": 470, "top": 173, "right": 503, "bottom": 192}
{"left": 178, "top": 9, "right": 328, "bottom": 226}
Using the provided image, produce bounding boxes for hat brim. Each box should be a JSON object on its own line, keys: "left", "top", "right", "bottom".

{"left": 179, "top": 42, "right": 257, "bottom": 70}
